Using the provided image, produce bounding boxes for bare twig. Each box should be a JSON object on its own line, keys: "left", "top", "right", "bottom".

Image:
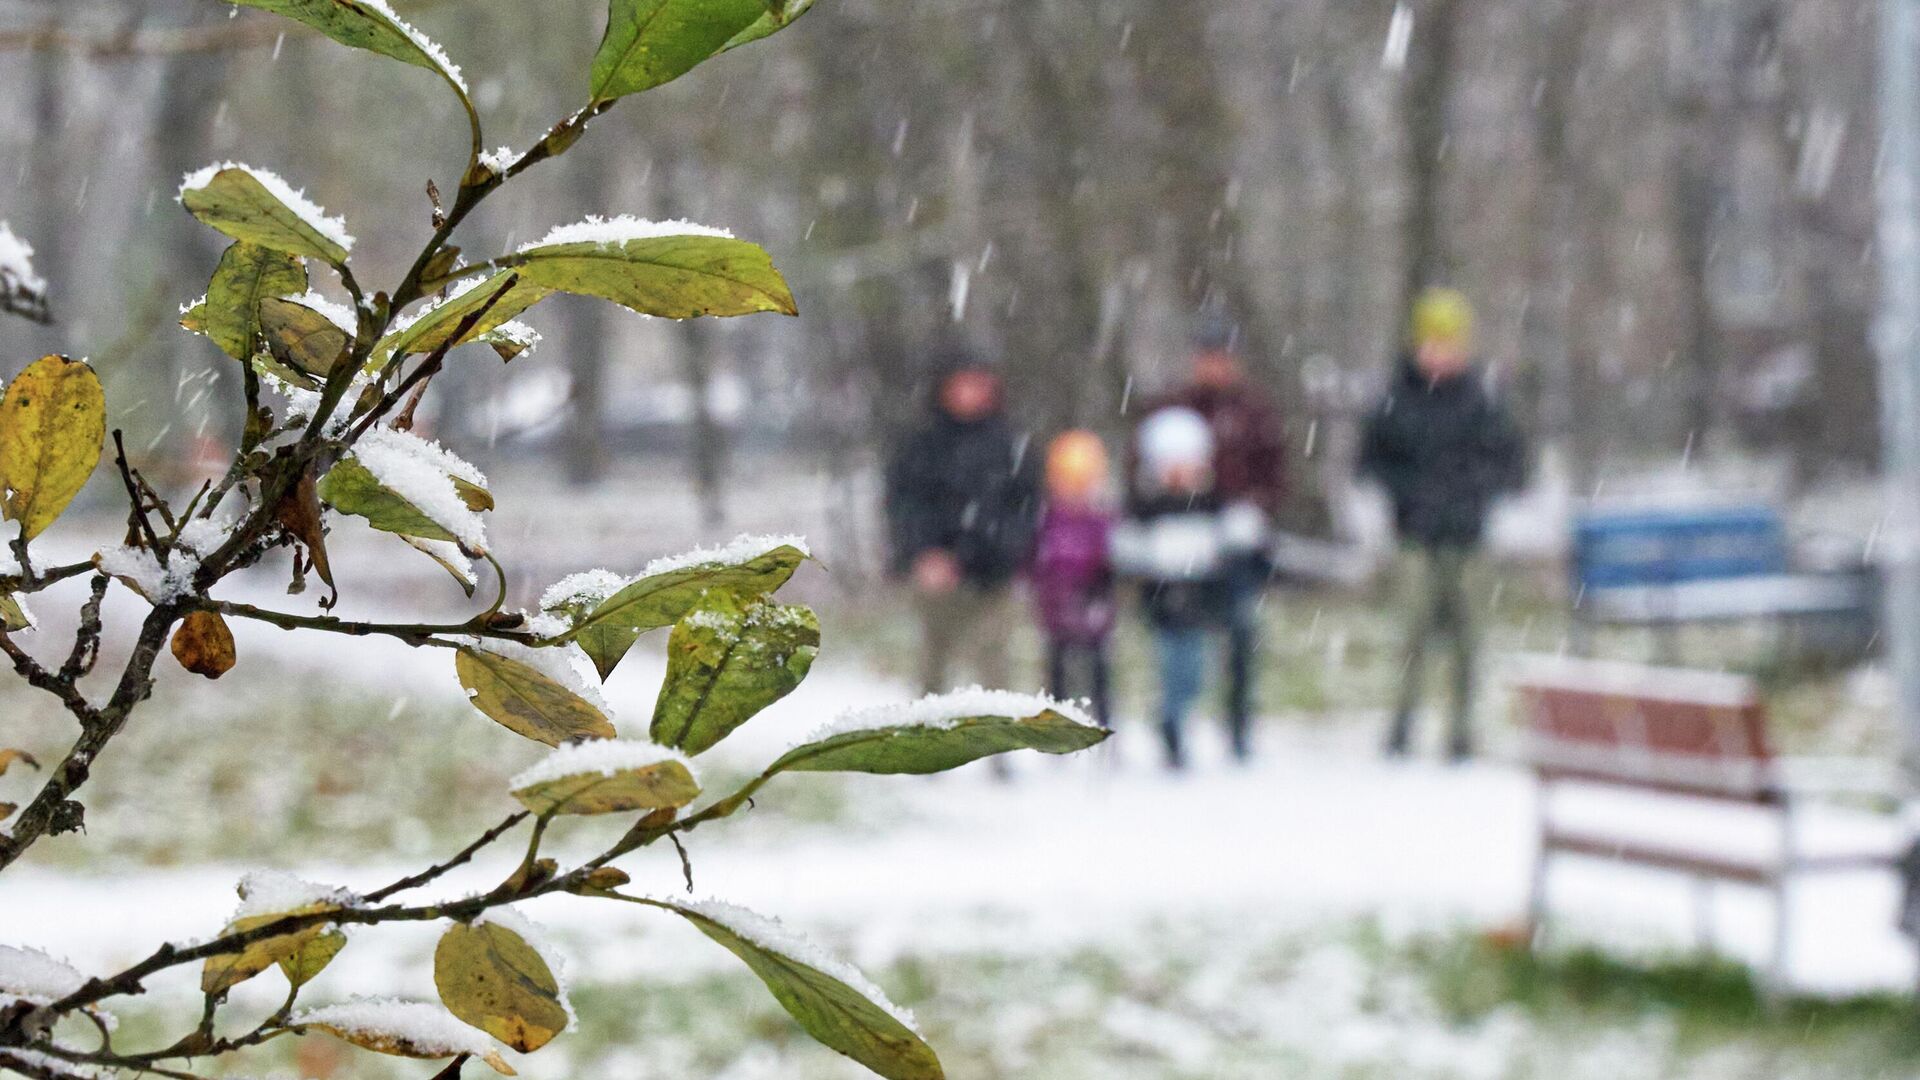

{"left": 363, "top": 811, "right": 530, "bottom": 903}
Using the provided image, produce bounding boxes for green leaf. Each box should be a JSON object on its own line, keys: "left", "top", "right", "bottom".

{"left": 454, "top": 646, "right": 616, "bottom": 746}
{"left": 435, "top": 919, "right": 568, "bottom": 1053}
{"left": 0, "top": 355, "right": 106, "bottom": 541}
{"left": 510, "top": 742, "right": 700, "bottom": 815}
{"left": 373, "top": 272, "right": 551, "bottom": 370}
{"left": 656, "top": 899, "right": 943, "bottom": 1080}
{"left": 317, "top": 456, "right": 466, "bottom": 546}
{"left": 590, "top": 0, "right": 768, "bottom": 103}
{"left": 259, "top": 296, "right": 351, "bottom": 377}
{"left": 399, "top": 534, "right": 478, "bottom": 597}
{"left": 721, "top": 0, "right": 819, "bottom": 51}
{"left": 503, "top": 232, "right": 796, "bottom": 320}
{"left": 203, "top": 242, "right": 308, "bottom": 361}
{"left": 768, "top": 709, "right": 1108, "bottom": 776}
{"left": 179, "top": 166, "right": 351, "bottom": 264}
{"left": 651, "top": 595, "right": 818, "bottom": 755}
{"left": 547, "top": 542, "right": 806, "bottom": 679}
{"left": 228, "top": 0, "right": 472, "bottom": 117}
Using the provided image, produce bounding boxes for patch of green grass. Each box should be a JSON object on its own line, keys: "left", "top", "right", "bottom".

{"left": 1420, "top": 933, "right": 1920, "bottom": 1057}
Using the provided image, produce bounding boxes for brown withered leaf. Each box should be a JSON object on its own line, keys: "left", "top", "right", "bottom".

{"left": 275, "top": 466, "right": 333, "bottom": 588}
{"left": 171, "top": 610, "right": 237, "bottom": 679}
{"left": 0, "top": 749, "right": 39, "bottom": 776}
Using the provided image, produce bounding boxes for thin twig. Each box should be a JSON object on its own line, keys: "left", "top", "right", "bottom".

{"left": 364, "top": 811, "right": 529, "bottom": 903}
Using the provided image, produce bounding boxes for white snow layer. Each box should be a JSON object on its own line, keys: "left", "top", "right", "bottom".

{"left": 233, "top": 870, "right": 355, "bottom": 918}
{"left": 671, "top": 898, "right": 919, "bottom": 1032}
{"left": 479, "top": 145, "right": 516, "bottom": 173}
{"left": 177, "top": 162, "right": 355, "bottom": 254}
{"left": 807, "top": 686, "right": 1093, "bottom": 744}
{"left": 292, "top": 997, "right": 497, "bottom": 1056}
{"left": 384, "top": 273, "right": 493, "bottom": 342}
{"left": 634, "top": 533, "right": 809, "bottom": 580}
{"left": 0, "top": 221, "right": 46, "bottom": 294}
{"left": 285, "top": 289, "right": 358, "bottom": 332}
{"left": 0, "top": 944, "right": 86, "bottom": 1004}
{"left": 95, "top": 545, "right": 200, "bottom": 604}
{"left": 508, "top": 739, "right": 693, "bottom": 792}
{"left": 352, "top": 427, "right": 488, "bottom": 551}
{"left": 518, "top": 214, "right": 732, "bottom": 252}
{"left": 355, "top": 0, "right": 468, "bottom": 92}
{"left": 485, "top": 320, "right": 541, "bottom": 356}
{"left": 538, "top": 568, "right": 630, "bottom": 612}
{"left": 0, "top": 1048, "right": 103, "bottom": 1078}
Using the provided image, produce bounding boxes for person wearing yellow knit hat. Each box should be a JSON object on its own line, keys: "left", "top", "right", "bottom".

{"left": 1360, "top": 288, "right": 1528, "bottom": 762}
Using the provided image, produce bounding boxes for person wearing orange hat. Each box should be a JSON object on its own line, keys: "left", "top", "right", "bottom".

{"left": 1360, "top": 288, "right": 1528, "bottom": 762}
{"left": 1028, "top": 430, "right": 1118, "bottom": 728}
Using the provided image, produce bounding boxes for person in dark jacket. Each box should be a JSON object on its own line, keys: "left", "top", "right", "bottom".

{"left": 1126, "top": 318, "right": 1287, "bottom": 760}
{"left": 885, "top": 353, "right": 1042, "bottom": 701}
{"left": 1360, "top": 288, "right": 1528, "bottom": 762}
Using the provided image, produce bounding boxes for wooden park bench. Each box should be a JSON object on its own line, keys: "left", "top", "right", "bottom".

{"left": 1514, "top": 655, "right": 1899, "bottom": 988}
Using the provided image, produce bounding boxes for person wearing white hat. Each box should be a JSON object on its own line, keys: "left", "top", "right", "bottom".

{"left": 1113, "top": 405, "right": 1269, "bottom": 769}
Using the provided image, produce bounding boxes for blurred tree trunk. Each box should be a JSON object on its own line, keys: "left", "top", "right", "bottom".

{"left": 1400, "top": 0, "right": 1463, "bottom": 309}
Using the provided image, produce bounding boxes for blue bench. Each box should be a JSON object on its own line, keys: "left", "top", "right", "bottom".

{"left": 1571, "top": 506, "right": 1872, "bottom": 630}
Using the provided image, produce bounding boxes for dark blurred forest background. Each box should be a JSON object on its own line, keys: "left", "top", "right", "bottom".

{"left": 0, "top": 0, "right": 1888, "bottom": 538}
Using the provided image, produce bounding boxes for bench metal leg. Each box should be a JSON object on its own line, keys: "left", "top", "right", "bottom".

{"left": 1692, "top": 876, "right": 1716, "bottom": 956}
{"left": 1769, "top": 875, "right": 1791, "bottom": 996}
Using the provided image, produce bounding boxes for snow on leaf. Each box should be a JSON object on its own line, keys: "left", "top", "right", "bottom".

{"left": 293, "top": 998, "right": 514, "bottom": 1072}
{"left": 178, "top": 161, "right": 354, "bottom": 262}
{"left": 765, "top": 687, "right": 1108, "bottom": 777}
{"left": 508, "top": 739, "right": 699, "bottom": 815}
{"left": 515, "top": 215, "right": 732, "bottom": 252}
{"left": 646, "top": 897, "right": 944, "bottom": 1079}
{"left": 322, "top": 427, "right": 490, "bottom": 551}
{"left": 0, "top": 221, "right": 49, "bottom": 322}
{"left": 94, "top": 545, "right": 200, "bottom": 604}
{"left": 230, "top": 0, "right": 468, "bottom": 93}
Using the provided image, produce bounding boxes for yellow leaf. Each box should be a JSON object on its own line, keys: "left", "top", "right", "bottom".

{"left": 201, "top": 905, "right": 338, "bottom": 996}
{"left": 433, "top": 920, "right": 569, "bottom": 1053}
{"left": 453, "top": 647, "right": 615, "bottom": 747}
{"left": 0, "top": 355, "right": 106, "bottom": 541}
{"left": 0, "top": 748, "right": 40, "bottom": 776}
{"left": 277, "top": 928, "right": 347, "bottom": 989}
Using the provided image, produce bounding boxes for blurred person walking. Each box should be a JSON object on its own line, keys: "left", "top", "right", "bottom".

{"left": 1127, "top": 318, "right": 1288, "bottom": 762}
{"left": 1115, "top": 408, "right": 1270, "bottom": 769}
{"left": 885, "top": 352, "right": 1042, "bottom": 704}
{"left": 1360, "top": 288, "right": 1528, "bottom": 762}
{"left": 1029, "top": 430, "right": 1119, "bottom": 728}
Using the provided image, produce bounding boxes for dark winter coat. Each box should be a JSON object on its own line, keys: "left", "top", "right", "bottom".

{"left": 1131, "top": 381, "right": 1289, "bottom": 517}
{"left": 1113, "top": 490, "right": 1241, "bottom": 630}
{"left": 1358, "top": 358, "right": 1528, "bottom": 548}
{"left": 884, "top": 408, "right": 1041, "bottom": 589}
{"left": 1029, "top": 502, "right": 1117, "bottom": 644}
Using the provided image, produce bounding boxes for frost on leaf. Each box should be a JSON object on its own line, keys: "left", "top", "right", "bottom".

{"left": 508, "top": 739, "right": 699, "bottom": 815}
{"left": 0, "top": 221, "right": 49, "bottom": 322}
{"left": 650, "top": 898, "right": 943, "bottom": 1080}
{"left": 292, "top": 998, "right": 515, "bottom": 1074}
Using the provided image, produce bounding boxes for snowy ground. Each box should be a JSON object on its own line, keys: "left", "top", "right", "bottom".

{"left": 5, "top": 561, "right": 1919, "bottom": 1077}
